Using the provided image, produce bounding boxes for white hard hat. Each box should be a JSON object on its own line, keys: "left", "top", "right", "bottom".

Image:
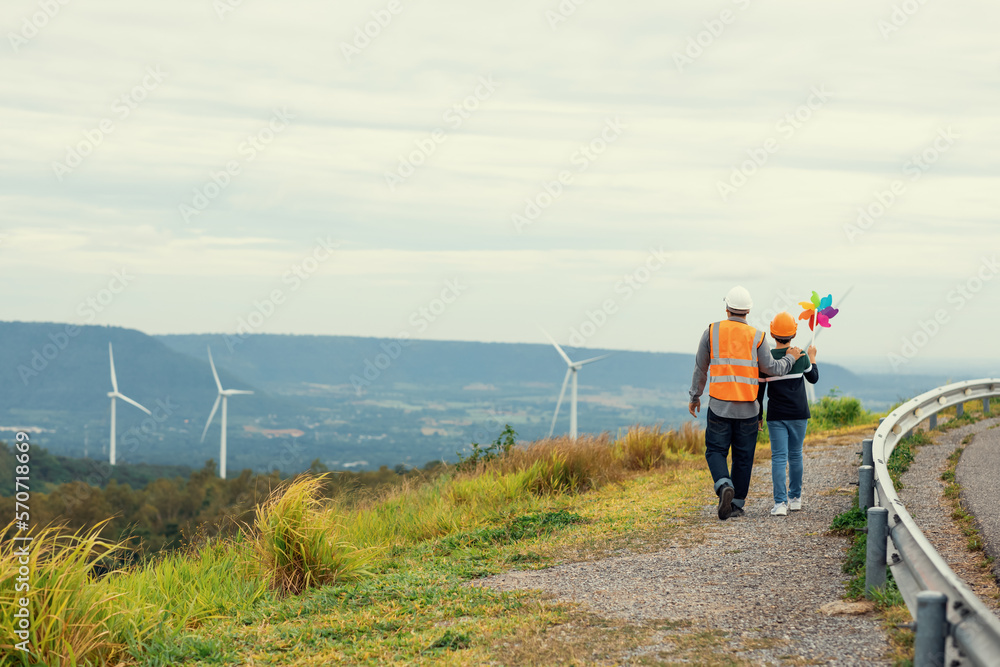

{"left": 724, "top": 285, "right": 753, "bottom": 312}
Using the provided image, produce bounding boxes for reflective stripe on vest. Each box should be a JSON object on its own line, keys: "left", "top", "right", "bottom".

{"left": 708, "top": 320, "right": 761, "bottom": 402}
{"left": 761, "top": 363, "right": 813, "bottom": 383}
{"left": 761, "top": 373, "right": 803, "bottom": 383}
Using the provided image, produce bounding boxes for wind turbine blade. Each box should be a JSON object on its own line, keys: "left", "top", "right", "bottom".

{"left": 540, "top": 327, "right": 574, "bottom": 366}
{"left": 227, "top": 390, "right": 254, "bottom": 395}
{"left": 207, "top": 346, "right": 224, "bottom": 392}
{"left": 548, "top": 368, "right": 572, "bottom": 437}
{"left": 117, "top": 393, "right": 152, "bottom": 415}
{"left": 838, "top": 284, "right": 855, "bottom": 305}
{"left": 814, "top": 284, "right": 855, "bottom": 344}
{"left": 201, "top": 395, "right": 221, "bottom": 443}
{"left": 575, "top": 353, "right": 612, "bottom": 367}
{"left": 109, "top": 343, "right": 118, "bottom": 393}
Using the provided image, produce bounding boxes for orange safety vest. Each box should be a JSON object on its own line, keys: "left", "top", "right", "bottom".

{"left": 708, "top": 320, "right": 764, "bottom": 402}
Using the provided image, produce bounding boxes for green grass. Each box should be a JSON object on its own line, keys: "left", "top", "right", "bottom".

{"left": 132, "top": 463, "right": 711, "bottom": 665}
{"left": 1, "top": 424, "right": 713, "bottom": 665}
{"left": 106, "top": 539, "right": 271, "bottom": 656}
{"left": 884, "top": 431, "right": 931, "bottom": 490}
{"left": 832, "top": 430, "right": 923, "bottom": 598}
{"left": 439, "top": 510, "right": 584, "bottom": 552}
{"left": 829, "top": 499, "right": 907, "bottom": 619}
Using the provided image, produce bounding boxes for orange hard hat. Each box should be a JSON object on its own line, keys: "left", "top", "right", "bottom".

{"left": 770, "top": 312, "right": 798, "bottom": 338}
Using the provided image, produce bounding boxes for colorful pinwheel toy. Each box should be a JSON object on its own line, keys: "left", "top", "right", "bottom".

{"left": 799, "top": 292, "right": 839, "bottom": 330}
{"left": 799, "top": 291, "right": 839, "bottom": 345}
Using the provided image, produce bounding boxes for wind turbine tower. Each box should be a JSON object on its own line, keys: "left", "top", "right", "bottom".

{"left": 107, "top": 343, "right": 152, "bottom": 465}
{"left": 542, "top": 330, "right": 611, "bottom": 440}
{"left": 200, "top": 346, "right": 254, "bottom": 479}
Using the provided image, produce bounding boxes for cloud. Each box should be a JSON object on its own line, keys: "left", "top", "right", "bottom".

{"left": 1, "top": 0, "right": 998, "bottom": 368}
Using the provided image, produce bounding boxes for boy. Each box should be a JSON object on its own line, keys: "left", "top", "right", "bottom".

{"left": 757, "top": 312, "right": 818, "bottom": 516}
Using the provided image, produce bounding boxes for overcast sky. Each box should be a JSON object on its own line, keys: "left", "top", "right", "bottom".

{"left": 2, "top": 0, "right": 998, "bottom": 375}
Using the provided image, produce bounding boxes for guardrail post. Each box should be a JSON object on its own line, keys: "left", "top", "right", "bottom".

{"left": 915, "top": 591, "right": 947, "bottom": 667}
{"left": 929, "top": 413, "right": 938, "bottom": 429}
{"left": 984, "top": 397, "right": 991, "bottom": 415}
{"left": 865, "top": 507, "right": 888, "bottom": 598}
{"left": 956, "top": 402, "right": 964, "bottom": 418}
{"left": 862, "top": 438, "right": 874, "bottom": 467}
{"left": 859, "top": 466, "right": 875, "bottom": 510}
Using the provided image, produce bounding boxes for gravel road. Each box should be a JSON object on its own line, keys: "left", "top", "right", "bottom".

{"left": 475, "top": 434, "right": 893, "bottom": 665}
{"left": 958, "top": 422, "right": 1000, "bottom": 580}
{"left": 897, "top": 417, "right": 1000, "bottom": 613}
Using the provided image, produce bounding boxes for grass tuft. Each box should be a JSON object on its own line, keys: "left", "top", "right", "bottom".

{"left": 249, "top": 474, "right": 373, "bottom": 595}
{"left": 0, "top": 520, "right": 134, "bottom": 666}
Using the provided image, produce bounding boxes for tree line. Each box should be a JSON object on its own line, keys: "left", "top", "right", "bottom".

{"left": 0, "top": 441, "right": 445, "bottom": 557}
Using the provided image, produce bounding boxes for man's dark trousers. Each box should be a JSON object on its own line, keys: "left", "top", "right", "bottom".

{"left": 705, "top": 407, "right": 758, "bottom": 507}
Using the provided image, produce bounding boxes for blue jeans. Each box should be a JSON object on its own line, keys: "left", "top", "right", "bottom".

{"left": 769, "top": 419, "right": 807, "bottom": 504}
{"left": 705, "top": 408, "right": 759, "bottom": 508}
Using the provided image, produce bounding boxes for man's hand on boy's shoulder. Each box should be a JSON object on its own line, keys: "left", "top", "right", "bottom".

{"left": 787, "top": 347, "right": 803, "bottom": 360}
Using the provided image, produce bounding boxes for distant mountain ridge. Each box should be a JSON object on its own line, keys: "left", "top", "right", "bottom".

{"left": 0, "top": 321, "right": 960, "bottom": 474}
{"left": 156, "top": 332, "right": 947, "bottom": 409}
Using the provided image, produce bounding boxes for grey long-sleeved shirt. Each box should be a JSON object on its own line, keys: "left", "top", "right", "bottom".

{"left": 688, "top": 315, "right": 796, "bottom": 419}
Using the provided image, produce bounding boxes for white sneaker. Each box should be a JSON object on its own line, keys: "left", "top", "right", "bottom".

{"left": 789, "top": 497, "right": 802, "bottom": 511}
{"left": 771, "top": 502, "right": 788, "bottom": 516}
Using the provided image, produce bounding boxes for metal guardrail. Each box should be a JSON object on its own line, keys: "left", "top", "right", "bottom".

{"left": 867, "top": 378, "right": 1000, "bottom": 667}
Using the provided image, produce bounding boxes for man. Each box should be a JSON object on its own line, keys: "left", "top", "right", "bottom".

{"left": 688, "top": 286, "right": 803, "bottom": 520}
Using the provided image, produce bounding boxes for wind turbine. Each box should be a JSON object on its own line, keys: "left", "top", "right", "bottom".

{"left": 200, "top": 346, "right": 253, "bottom": 479}
{"left": 542, "top": 330, "right": 611, "bottom": 440}
{"left": 107, "top": 343, "right": 152, "bottom": 465}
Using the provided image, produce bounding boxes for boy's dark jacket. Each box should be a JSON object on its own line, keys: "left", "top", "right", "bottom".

{"left": 757, "top": 348, "right": 819, "bottom": 421}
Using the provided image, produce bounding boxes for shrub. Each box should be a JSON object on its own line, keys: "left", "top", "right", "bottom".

{"left": 457, "top": 425, "right": 517, "bottom": 472}
{"left": 249, "top": 475, "right": 372, "bottom": 595}
{"left": 810, "top": 394, "right": 870, "bottom": 430}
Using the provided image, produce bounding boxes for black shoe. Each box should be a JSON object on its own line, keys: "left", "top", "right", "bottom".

{"left": 718, "top": 485, "right": 734, "bottom": 520}
{"left": 729, "top": 505, "right": 745, "bottom": 518}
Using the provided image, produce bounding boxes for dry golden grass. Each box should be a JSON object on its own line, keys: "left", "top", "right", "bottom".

{"left": 616, "top": 423, "right": 704, "bottom": 471}
{"left": 489, "top": 432, "right": 623, "bottom": 494}
{"left": 477, "top": 424, "right": 706, "bottom": 496}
